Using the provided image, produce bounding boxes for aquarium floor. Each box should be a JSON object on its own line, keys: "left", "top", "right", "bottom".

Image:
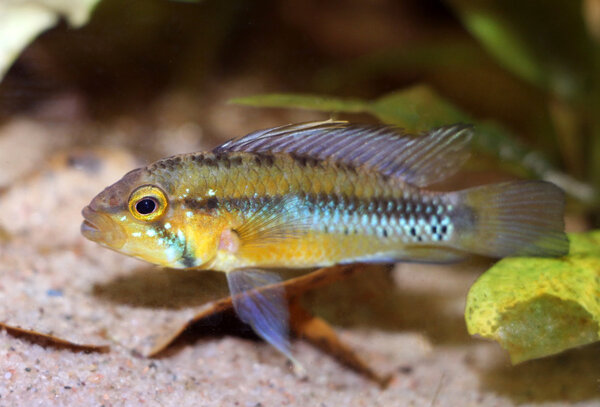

{"left": 0, "top": 119, "right": 598, "bottom": 407}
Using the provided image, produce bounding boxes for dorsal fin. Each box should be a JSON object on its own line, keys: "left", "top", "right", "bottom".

{"left": 214, "top": 120, "right": 473, "bottom": 187}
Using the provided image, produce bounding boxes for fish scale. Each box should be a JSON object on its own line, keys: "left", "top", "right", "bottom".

{"left": 82, "top": 120, "right": 568, "bottom": 362}
{"left": 160, "top": 151, "right": 455, "bottom": 268}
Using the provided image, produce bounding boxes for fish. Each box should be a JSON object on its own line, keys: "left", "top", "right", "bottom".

{"left": 81, "top": 120, "right": 569, "bottom": 362}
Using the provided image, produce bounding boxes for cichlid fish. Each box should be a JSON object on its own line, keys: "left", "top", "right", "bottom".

{"left": 81, "top": 120, "right": 569, "bottom": 361}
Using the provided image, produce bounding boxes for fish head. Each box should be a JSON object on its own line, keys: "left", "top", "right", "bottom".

{"left": 81, "top": 167, "right": 195, "bottom": 268}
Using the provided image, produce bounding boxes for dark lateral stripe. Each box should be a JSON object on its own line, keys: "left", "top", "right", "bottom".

{"left": 179, "top": 193, "right": 451, "bottom": 220}
{"left": 187, "top": 152, "right": 274, "bottom": 169}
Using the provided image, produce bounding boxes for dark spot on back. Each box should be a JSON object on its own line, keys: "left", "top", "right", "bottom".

{"left": 167, "top": 156, "right": 182, "bottom": 166}
{"left": 290, "top": 153, "right": 321, "bottom": 168}
{"left": 220, "top": 156, "right": 231, "bottom": 168}
{"left": 204, "top": 157, "right": 218, "bottom": 167}
{"left": 251, "top": 153, "right": 276, "bottom": 167}
{"left": 337, "top": 162, "right": 357, "bottom": 175}
{"left": 263, "top": 153, "right": 275, "bottom": 166}
{"left": 291, "top": 154, "right": 307, "bottom": 167}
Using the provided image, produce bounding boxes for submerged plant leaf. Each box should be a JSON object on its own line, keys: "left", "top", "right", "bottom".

{"left": 465, "top": 231, "right": 600, "bottom": 364}
{"left": 231, "top": 87, "right": 596, "bottom": 203}
{"left": 231, "top": 93, "right": 370, "bottom": 114}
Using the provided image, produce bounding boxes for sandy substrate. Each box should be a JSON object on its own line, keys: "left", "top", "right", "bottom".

{"left": 0, "top": 120, "right": 598, "bottom": 406}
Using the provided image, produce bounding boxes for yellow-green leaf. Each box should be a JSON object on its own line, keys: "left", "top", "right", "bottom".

{"left": 465, "top": 231, "right": 600, "bottom": 364}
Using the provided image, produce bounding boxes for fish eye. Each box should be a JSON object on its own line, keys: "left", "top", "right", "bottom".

{"left": 128, "top": 185, "right": 168, "bottom": 221}
{"left": 135, "top": 198, "right": 157, "bottom": 215}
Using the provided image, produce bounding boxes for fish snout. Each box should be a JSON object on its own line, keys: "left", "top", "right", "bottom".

{"left": 81, "top": 205, "right": 126, "bottom": 249}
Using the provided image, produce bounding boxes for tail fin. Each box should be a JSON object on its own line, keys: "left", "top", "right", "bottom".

{"left": 455, "top": 181, "right": 569, "bottom": 258}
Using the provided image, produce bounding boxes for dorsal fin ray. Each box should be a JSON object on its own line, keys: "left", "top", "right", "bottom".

{"left": 214, "top": 120, "right": 473, "bottom": 187}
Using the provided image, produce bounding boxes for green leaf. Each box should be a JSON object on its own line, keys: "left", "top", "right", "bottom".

{"left": 465, "top": 231, "right": 600, "bottom": 364}
{"left": 231, "top": 87, "right": 596, "bottom": 203}
{"left": 370, "top": 86, "right": 469, "bottom": 130}
{"left": 230, "top": 93, "right": 370, "bottom": 114}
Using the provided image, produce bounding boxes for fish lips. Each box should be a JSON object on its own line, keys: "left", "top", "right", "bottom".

{"left": 81, "top": 206, "right": 126, "bottom": 249}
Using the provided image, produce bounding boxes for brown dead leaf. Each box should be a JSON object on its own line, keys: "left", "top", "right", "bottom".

{"left": 289, "top": 297, "right": 393, "bottom": 387}
{"left": 146, "top": 264, "right": 393, "bottom": 385}
{"left": 146, "top": 264, "right": 363, "bottom": 356}
{"left": 0, "top": 321, "right": 109, "bottom": 353}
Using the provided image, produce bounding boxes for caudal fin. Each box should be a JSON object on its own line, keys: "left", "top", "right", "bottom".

{"left": 456, "top": 181, "right": 569, "bottom": 258}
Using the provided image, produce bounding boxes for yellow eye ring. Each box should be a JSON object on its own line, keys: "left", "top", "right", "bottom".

{"left": 128, "top": 185, "right": 168, "bottom": 221}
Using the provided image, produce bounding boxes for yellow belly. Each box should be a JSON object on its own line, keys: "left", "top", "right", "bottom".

{"left": 208, "top": 231, "right": 398, "bottom": 271}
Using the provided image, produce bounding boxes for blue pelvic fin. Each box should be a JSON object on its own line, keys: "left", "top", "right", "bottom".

{"left": 226, "top": 269, "right": 301, "bottom": 368}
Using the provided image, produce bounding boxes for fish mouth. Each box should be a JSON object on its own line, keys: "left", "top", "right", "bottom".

{"left": 81, "top": 219, "right": 99, "bottom": 234}
{"left": 81, "top": 206, "right": 126, "bottom": 249}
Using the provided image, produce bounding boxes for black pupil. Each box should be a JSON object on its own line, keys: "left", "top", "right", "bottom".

{"left": 136, "top": 198, "right": 156, "bottom": 215}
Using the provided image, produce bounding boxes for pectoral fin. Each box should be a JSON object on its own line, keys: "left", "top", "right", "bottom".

{"left": 234, "top": 195, "right": 308, "bottom": 253}
{"left": 226, "top": 269, "right": 298, "bottom": 365}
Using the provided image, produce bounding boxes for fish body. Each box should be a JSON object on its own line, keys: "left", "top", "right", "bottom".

{"left": 82, "top": 120, "right": 569, "bottom": 362}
